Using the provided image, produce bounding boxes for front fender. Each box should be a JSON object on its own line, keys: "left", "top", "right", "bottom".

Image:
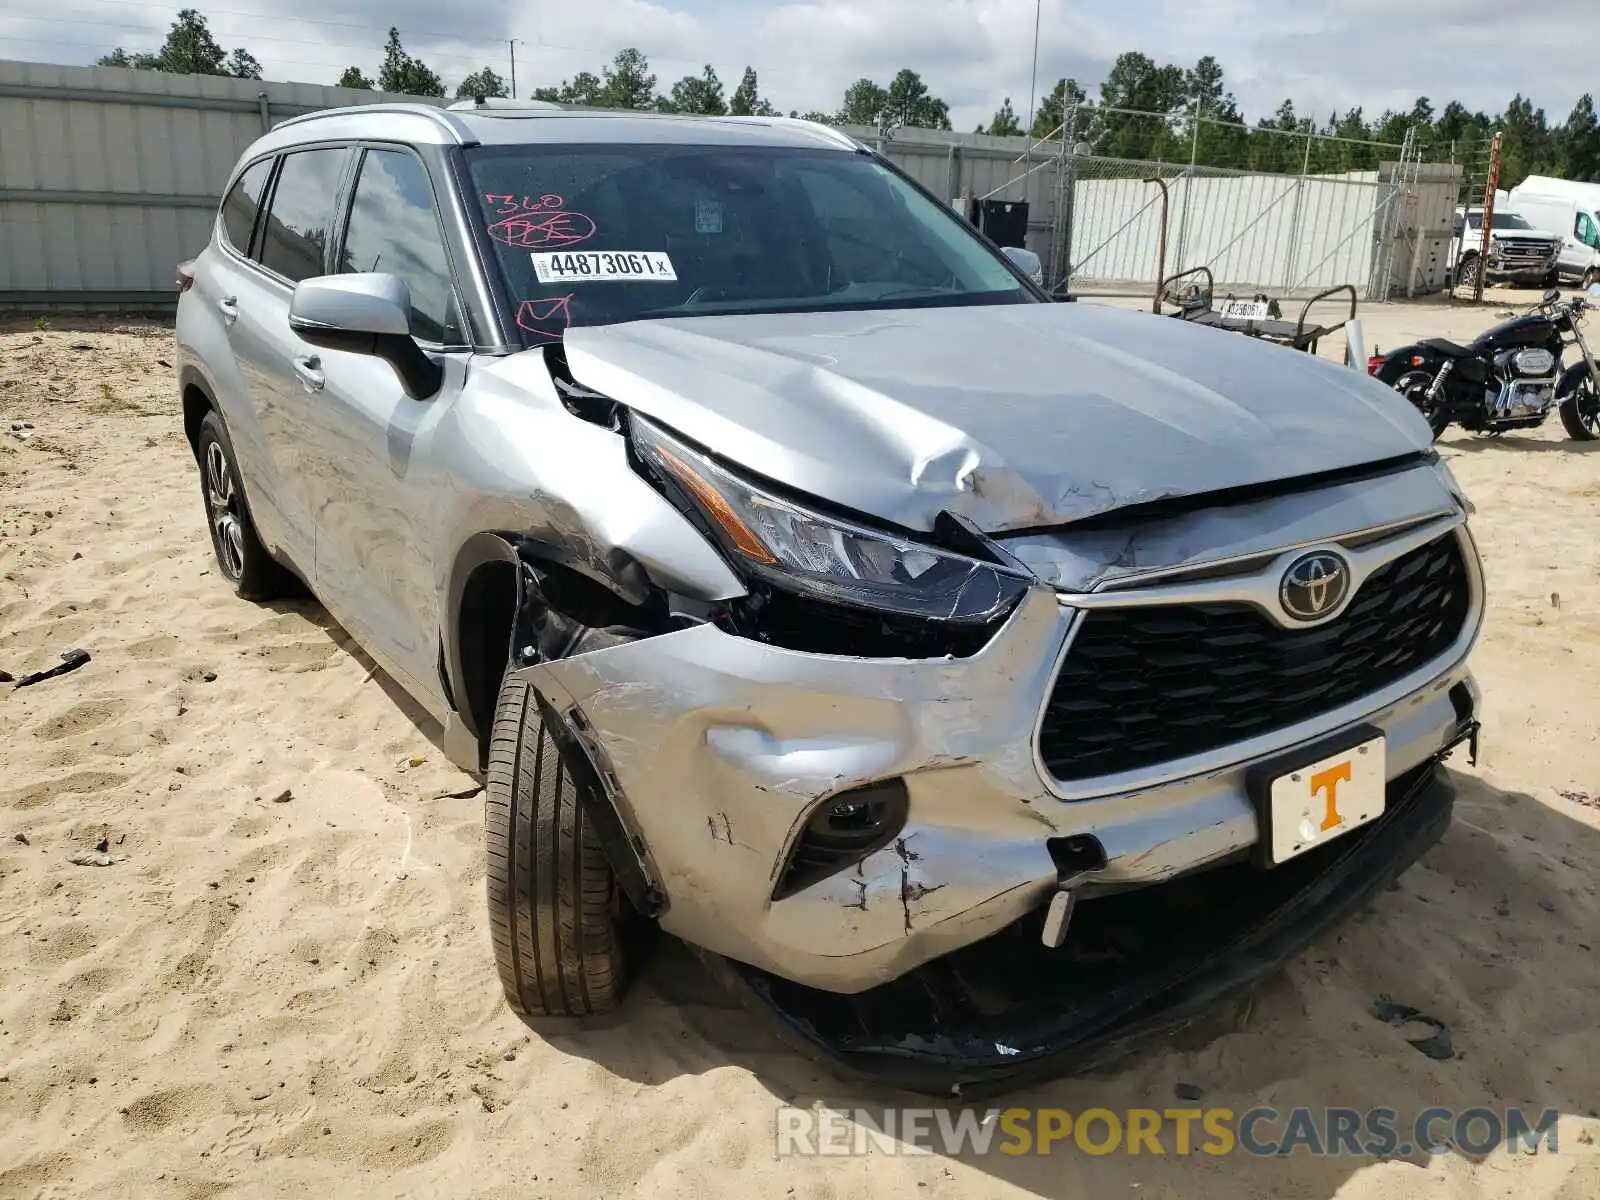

{"left": 1557, "top": 358, "right": 1599, "bottom": 395}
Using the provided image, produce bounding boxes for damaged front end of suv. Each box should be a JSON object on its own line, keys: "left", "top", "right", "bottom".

{"left": 479, "top": 302, "right": 1484, "bottom": 1099}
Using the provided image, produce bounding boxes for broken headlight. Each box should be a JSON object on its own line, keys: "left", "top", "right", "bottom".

{"left": 631, "top": 416, "right": 1030, "bottom": 624}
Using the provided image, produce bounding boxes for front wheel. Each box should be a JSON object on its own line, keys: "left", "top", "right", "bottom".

{"left": 1558, "top": 364, "right": 1600, "bottom": 440}
{"left": 1378, "top": 363, "right": 1452, "bottom": 439}
{"left": 484, "top": 673, "right": 643, "bottom": 1018}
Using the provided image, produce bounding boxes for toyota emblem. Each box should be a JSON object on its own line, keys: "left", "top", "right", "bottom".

{"left": 1279, "top": 551, "right": 1350, "bottom": 622}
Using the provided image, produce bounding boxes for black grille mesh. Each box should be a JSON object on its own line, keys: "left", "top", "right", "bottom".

{"left": 1038, "top": 533, "right": 1472, "bottom": 782}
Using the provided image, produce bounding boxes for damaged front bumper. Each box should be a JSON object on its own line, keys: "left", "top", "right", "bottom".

{"left": 513, "top": 516, "right": 1483, "bottom": 996}
{"left": 705, "top": 758, "right": 1459, "bottom": 1097}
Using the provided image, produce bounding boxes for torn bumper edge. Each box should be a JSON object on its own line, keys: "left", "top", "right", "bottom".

{"left": 512, "top": 580, "right": 1480, "bottom": 995}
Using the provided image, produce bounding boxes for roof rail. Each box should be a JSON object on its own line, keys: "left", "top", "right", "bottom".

{"left": 717, "top": 114, "right": 865, "bottom": 152}
{"left": 445, "top": 96, "right": 565, "bottom": 112}
{"left": 271, "top": 101, "right": 478, "bottom": 145}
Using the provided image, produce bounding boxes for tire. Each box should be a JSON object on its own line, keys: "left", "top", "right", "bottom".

{"left": 1583, "top": 269, "right": 1597, "bottom": 291}
{"left": 195, "top": 410, "right": 293, "bottom": 600}
{"left": 1558, "top": 366, "right": 1600, "bottom": 441}
{"left": 484, "top": 673, "right": 636, "bottom": 1018}
{"left": 1378, "top": 363, "right": 1452, "bottom": 439}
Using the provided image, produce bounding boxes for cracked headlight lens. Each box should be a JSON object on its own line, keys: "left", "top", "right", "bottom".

{"left": 631, "top": 416, "right": 1030, "bottom": 624}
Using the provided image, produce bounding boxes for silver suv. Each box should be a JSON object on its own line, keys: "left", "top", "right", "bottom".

{"left": 177, "top": 100, "right": 1485, "bottom": 1094}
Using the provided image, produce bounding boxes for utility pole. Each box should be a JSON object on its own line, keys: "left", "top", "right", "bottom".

{"left": 508, "top": 38, "right": 520, "bottom": 99}
{"left": 1025, "top": 0, "right": 1042, "bottom": 140}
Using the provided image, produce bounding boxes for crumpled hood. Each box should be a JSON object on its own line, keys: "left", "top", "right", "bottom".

{"left": 559, "top": 302, "right": 1434, "bottom": 534}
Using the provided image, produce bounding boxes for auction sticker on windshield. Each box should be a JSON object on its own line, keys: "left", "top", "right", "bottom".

{"left": 531, "top": 250, "right": 677, "bottom": 283}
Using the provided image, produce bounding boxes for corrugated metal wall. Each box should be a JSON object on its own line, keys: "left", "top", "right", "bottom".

{"left": 0, "top": 59, "right": 438, "bottom": 308}
{"left": 849, "top": 125, "right": 1461, "bottom": 297}
{"left": 1070, "top": 168, "right": 1387, "bottom": 291}
{"left": 839, "top": 125, "right": 1062, "bottom": 264}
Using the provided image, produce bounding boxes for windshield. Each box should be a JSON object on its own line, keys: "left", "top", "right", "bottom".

{"left": 1465, "top": 211, "right": 1535, "bottom": 231}
{"left": 465, "top": 143, "right": 1035, "bottom": 344}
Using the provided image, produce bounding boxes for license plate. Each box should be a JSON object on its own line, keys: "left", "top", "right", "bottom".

{"left": 1220, "top": 299, "right": 1270, "bottom": 322}
{"left": 1258, "top": 732, "right": 1387, "bottom": 866}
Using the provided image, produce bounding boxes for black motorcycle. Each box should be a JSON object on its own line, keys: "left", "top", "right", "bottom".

{"left": 1369, "top": 286, "right": 1600, "bottom": 441}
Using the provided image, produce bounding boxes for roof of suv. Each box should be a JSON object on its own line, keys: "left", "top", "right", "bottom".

{"left": 254, "top": 101, "right": 865, "bottom": 157}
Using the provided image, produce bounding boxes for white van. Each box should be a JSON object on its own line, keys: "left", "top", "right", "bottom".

{"left": 1507, "top": 176, "right": 1600, "bottom": 286}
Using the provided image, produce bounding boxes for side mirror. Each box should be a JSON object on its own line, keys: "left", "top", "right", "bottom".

{"left": 288, "top": 273, "right": 443, "bottom": 400}
{"left": 1001, "top": 245, "right": 1045, "bottom": 286}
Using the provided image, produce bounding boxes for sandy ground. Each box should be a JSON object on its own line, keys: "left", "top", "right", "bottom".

{"left": 1, "top": 295, "right": 1598, "bottom": 1199}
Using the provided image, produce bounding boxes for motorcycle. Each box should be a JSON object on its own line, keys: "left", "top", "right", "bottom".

{"left": 1368, "top": 284, "right": 1600, "bottom": 441}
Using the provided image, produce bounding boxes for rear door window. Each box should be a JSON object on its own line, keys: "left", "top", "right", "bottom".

{"left": 220, "top": 158, "right": 273, "bottom": 256}
{"left": 259, "top": 147, "right": 350, "bottom": 284}
{"left": 337, "top": 148, "right": 463, "bottom": 344}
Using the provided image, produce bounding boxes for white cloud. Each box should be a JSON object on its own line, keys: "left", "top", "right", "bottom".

{"left": 1, "top": 0, "right": 1594, "bottom": 133}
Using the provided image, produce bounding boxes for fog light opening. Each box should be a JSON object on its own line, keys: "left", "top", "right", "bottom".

{"left": 772, "top": 779, "right": 910, "bottom": 900}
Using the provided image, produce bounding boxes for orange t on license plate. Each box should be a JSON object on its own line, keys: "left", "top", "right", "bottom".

{"left": 1258, "top": 731, "right": 1388, "bottom": 866}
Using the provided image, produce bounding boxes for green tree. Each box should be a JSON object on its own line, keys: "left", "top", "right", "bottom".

{"left": 985, "top": 96, "right": 1023, "bottom": 137}
{"left": 456, "top": 66, "right": 509, "bottom": 100}
{"left": 532, "top": 72, "right": 603, "bottom": 106}
{"left": 600, "top": 48, "right": 657, "bottom": 109}
{"left": 1499, "top": 94, "right": 1553, "bottom": 189}
{"left": 728, "top": 67, "right": 776, "bottom": 116}
{"left": 884, "top": 68, "right": 950, "bottom": 130}
{"left": 837, "top": 78, "right": 889, "bottom": 126}
{"left": 1032, "top": 77, "right": 1088, "bottom": 140}
{"left": 1248, "top": 98, "right": 1312, "bottom": 172}
{"left": 1097, "top": 52, "right": 1185, "bottom": 159}
{"left": 225, "top": 49, "right": 261, "bottom": 80}
{"left": 1183, "top": 56, "right": 1247, "bottom": 168}
{"left": 1557, "top": 94, "right": 1600, "bottom": 183}
{"left": 659, "top": 65, "right": 726, "bottom": 115}
{"left": 98, "top": 9, "right": 259, "bottom": 78}
{"left": 376, "top": 27, "right": 444, "bottom": 97}
{"left": 337, "top": 66, "right": 374, "bottom": 90}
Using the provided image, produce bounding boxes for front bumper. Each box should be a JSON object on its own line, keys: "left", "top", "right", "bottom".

{"left": 709, "top": 758, "right": 1459, "bottom": 1097}
{"left": 1486, "top": 255, "right": 1560, "bottom": 282}
{"left": 516, "top": 514, "right": 1483, "bottom": 995}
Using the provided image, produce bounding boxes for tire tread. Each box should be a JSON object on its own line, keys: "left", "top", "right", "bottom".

{"left": 484, "top": 674, "right": 627, "bottom": 1017}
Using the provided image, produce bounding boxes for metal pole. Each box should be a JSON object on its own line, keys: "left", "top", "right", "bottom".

{"left": 1060, "top": 103, "right": 1078, "bottom": 293}
{"left": 1283, "top": 130, "right": 1312, "bottom": 290}
{"left": 508, "top": 39, "right": 518, "bottom": 99}
{"left": 1476, "top": 132, "right": 1503, "bottom": 304}
{"left": 1145, "top": 177, "right": 1171, "bottom": 312}
{"left": 1025, "top": 0, "right": 1041, "bottom": 139}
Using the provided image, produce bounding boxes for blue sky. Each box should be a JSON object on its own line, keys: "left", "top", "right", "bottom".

{"left": 2, "top": 0, "right": 1593, "bottom": 132}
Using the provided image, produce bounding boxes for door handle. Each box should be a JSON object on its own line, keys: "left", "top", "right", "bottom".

{"left": 292, "top": 355, "right": 325, "bottom": 393}
{"left": 217, "top": 296, "right": 239, "bottom": 326}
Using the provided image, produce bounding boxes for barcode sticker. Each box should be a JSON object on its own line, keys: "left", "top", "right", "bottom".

{"left": 531, "top": 250, "right": 677, "bottom": 283}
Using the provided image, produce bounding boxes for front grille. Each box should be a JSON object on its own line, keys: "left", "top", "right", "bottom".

{"left": 1498, "top": 239, "right": 1555, "bottom": 261}
{"left": 1038, "top": 532, "right": 1472, "bottom": 783}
